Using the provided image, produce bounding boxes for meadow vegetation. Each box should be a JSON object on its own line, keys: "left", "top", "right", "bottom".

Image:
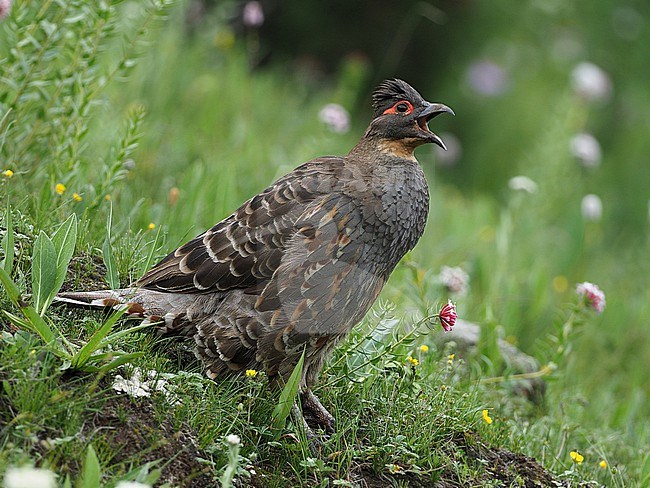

{"left": 1, "top": 1, "right": 649, "bottom": 486}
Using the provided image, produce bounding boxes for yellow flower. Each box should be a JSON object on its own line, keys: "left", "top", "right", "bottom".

{"left": 406, "top": 356, "right": 419, "bottom": 367}
{"left": 599, "top": 460, "right": 607, "bottom": 469}
{"left": 72, "top": 193, "right": 82, "bottom": 202}
{"left": 419, "top": 344, "right": 429, "bottom": 353}
{"left": 214, "top": 29, "right": 235, "bottom": 51}
{"left": 447, "top": 353, "right": 455, "bottom": 365}
{"left": 553, "top": 275, "right": 568, "bottom": 293}
{"left": 570, "top": 451, "right": 584, "bottom": 464}
{"left": 55, "top": 183, "right": 66, "bottom": 195}
{"left": 245, "top": 369, "right": 258, "bottom": 378}
{"left": 482, "top": 409, "right": 493, "bottom": 424}
{"left": 104, "top": 194, "right": 111, "bottom": 201}
{"left": 386, "top": 464, "right": 402, "bottom": 474}
{"left": 148, "top": 222, "right": 156, "bottom": 230}
{"left": 2, "top": 169, "right": 13, "bottom": 178}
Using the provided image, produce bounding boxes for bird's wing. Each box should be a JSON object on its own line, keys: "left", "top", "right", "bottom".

{"left": 136, "top": 157, "right": 345, "bottom": 293}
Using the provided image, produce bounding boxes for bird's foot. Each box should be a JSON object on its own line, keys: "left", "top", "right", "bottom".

{"left": 300, "top": 389, "right": 336, "bottom": 434}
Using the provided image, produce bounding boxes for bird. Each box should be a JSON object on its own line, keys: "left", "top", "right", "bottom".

{"left": 56, "top": 79, "right": 453, "bottom": 435}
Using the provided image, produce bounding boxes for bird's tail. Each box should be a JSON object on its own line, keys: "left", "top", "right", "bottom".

{"left": 55, "top": 288, "right": 195, "bottom": 334}
{"left": 55, "top": 288, "right": 146, "bottom": 314}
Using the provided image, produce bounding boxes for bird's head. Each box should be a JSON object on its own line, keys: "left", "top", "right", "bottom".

{"left": 364, "top": 79, "right": 454, "bottom": 157}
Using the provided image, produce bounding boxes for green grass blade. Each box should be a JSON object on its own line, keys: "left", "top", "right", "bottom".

{"left": 32, "top": 230, "right": 57, "bottom": 315}
{"left": 0, "top": 206, "right": 14, "bottom": 272}
{"left": 2, "top": 310, "right": 33, "bottom": 331}
{"left": 79, "top": 444, "right": 101, "bottom": 488}
{"left": 104, "top": 322, "right": 153, "bottom": 343}
{"left": 271, "top": 348, "right": 305, "bottom": 435}
{"left": 103, "top": 203, "right": 120, "bottom": 288}
{"left": 141, "top": 224, "right": 162, "bottom": 276}
{"left": 96, "top": 351, "right": 145, "bottom": 374}
{"left": 72, "top": 309, "right": 126, "bottom": 369}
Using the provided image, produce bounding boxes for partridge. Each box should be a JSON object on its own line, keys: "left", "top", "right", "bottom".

{"left": 57, "top": 79, "right": 453, "bottom": 434}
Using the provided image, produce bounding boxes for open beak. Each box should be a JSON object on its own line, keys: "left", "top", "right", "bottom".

{"left": 416, "top": 102, "right": 455, "bottom": 150}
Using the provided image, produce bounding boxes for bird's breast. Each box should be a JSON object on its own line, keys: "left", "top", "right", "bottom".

{"left": 352, "top": 160, "right": 430, "bottom": 273}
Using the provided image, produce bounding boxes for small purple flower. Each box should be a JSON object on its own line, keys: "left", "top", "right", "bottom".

{"left": 0, "top": 0, "right": 12, "bottom": 20}
{"left": 243, "top": 1, "right": 264, "bottom": 28}
{"left": 466, "top": 60, "right": 509, "bottom": 97}
{"left": 318, "top": 103, "right": 350, "bottom": 134}
{"left": 570, "top": 132, "right": 602, "bottom": 168}
{"left": 438, "top": 300, "right": 457, "bottom": 332}
{"left": 439, "top": 266, "right": 469, "bottom": 296}
{"left": 576, "top": 282, "right": 606, "bottom": 313}
{"left": 571, "top": 62, "right": 612, "bottom": 102}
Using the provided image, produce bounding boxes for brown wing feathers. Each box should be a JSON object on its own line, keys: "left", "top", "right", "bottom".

{"left": 136, "top": 157, "right": 344, "bottom": 295}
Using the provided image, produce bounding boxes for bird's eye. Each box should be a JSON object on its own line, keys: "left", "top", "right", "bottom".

{"left": 382, "top": 100, "right": 414, "bottom": 116}
{"left": 395, "top": 102, "right": 410, "bottom": 113}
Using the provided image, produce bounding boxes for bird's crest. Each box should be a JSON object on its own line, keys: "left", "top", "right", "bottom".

{"left": 372, "top": 79, "right": 425, "bottom": 117}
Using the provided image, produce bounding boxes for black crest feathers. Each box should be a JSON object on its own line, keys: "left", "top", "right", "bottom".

{"left": 372, "top": 79, "right": 425, "bottom": 117}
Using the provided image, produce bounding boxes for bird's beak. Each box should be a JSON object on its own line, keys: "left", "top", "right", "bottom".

{"left": 416, "top": 102, "right": 455, "bottom": 150}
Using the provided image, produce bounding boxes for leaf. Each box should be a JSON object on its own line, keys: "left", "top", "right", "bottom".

{"left": 32, "top": 230, "right": 57, "bottom": 315}
{"left": 0, "top": 206, "right": 14, "bottom": 272}
{"left": 50, "top": 213, "right": 77, "bottom": 297}
{"left": 96, "top": 352, "right": 145, "bottom": 374}
{"left": 0, "top": 266, "right": 57, "bottom": 345}
{"left": 79, "top": 444, "right": 101, "bottom": 488}
{"left": 271, "top": 349, "right": 305, "bottom": 435}
{"left": 103, "top": 206, "right": 119, "bottom": 288}
{"left": 72, "top": 309, "right": 125, "bottom": 369}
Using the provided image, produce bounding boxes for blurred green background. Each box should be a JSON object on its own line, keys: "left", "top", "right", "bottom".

{"left": 1, "top": 0, "right": 649, "bottom": 477}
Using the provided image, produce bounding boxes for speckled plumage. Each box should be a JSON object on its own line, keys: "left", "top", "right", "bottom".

{"left": 57, "top": 79, "right": 453, "bottom": 433}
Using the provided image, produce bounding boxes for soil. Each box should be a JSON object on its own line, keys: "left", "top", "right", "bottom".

{"left": 84, "top": 395, "right": 214, "bottom": 487}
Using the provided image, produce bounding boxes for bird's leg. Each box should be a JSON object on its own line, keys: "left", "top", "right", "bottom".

{"left": 291, "top": 402, "right": 316, "bottom": 439}
{"left": 300, "top": 388, "right": 336, "bottom": 434}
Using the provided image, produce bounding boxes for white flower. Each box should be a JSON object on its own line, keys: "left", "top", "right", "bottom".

{"left": 3, "top": 467, "right": 56, "bottom": 488}
{"left": 570, "top": 133, "right": 602, "bottom": 167}
{"left": 438, "top": 266, "right": 470, "bottom": 297}
{"left": 242, "top": 1, "right": 264, "bottom": 28}
{"left": 571, "top": 62, "right": 612, "bottom": 102}
{"left": 226, "top": 434, "right": 241, "bottom": 446}
{"left": 581, "top": 194, "right": 602, "bottom": 222}
{"left": 318, "top": 103, "right": 350, "bottom": 134}
{"left": 111, "top": 368, "right": 179, "bottom": 405}
{"left": 466, "top": 60, "right": 508, "bottom": 97}
{"left": 433, "top": 132, "right": 462, "bottom": 167}
{"left": 508, "top": 175, "right": 538, "bottom": 194}
{"left": 576, "top": 282, "right": 606, "bottom": 313}
{"left": 115, "top": 482, "right": 152, "bottom": 488}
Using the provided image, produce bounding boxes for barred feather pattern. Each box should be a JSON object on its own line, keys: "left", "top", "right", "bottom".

{"left": 57, "top": 79, "right": 444, "bottom": 391}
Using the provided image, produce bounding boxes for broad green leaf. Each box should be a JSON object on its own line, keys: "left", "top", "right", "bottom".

{"left": 50, "top": 213, "right": 77, "bottom": 298}
{"left": 0, "top": 266, "right": 57, "bottom": 345}
{"left": 102, "top": 237, "right": 119, "bottom": 289}
{"left": 0, "top": 207, "right": 14, "bottom": 272}
{"left": 79, "top": 444, "right": 101, "bottom": 488}
{"left": 32, "top": 230, "right": 57, "bottom": 315}
{"left": 271, "top": 349, "right": 305, "bottom": 435}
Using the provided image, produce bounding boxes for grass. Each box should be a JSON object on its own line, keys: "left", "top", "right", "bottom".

{"left": 1, "top": 1, "right": 649, "bottom": 486}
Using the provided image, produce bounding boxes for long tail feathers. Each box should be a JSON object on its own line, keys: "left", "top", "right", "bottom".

{"left": 55, "top": 288, "right": 192, "bottom": 334}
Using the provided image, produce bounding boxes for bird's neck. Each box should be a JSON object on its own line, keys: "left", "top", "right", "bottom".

{"left": 347, "top": 136, "right": 419, "bottom": 163}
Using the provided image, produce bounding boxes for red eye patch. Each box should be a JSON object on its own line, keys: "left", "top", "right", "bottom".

{"left": 382, "top": 100, "right": 414, "bottom": 115}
